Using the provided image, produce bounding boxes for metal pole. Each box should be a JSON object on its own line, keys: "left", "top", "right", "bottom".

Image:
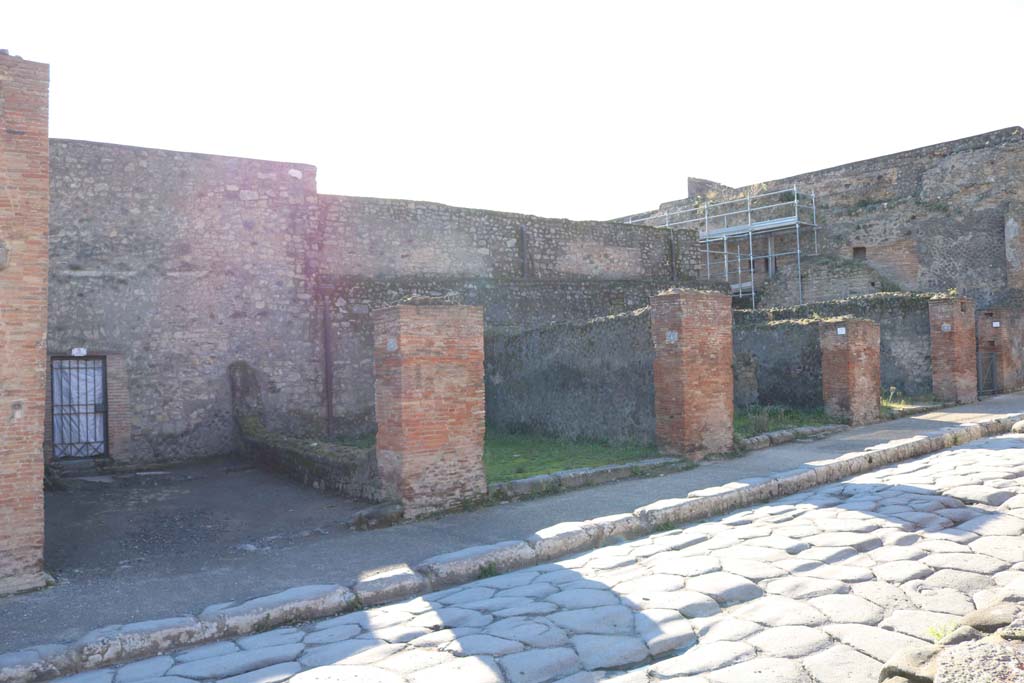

{"left": 768, "top": 234, "right": 775, "bottom": 276}
{"left": 722, "top": 236, "right": 728, "bottom": 282}
{"left": 705, "top": 239, "right": 711, "bottom": 279}
{"left": 748, "top": 230, "right": 756, "bottom": 309}
{"left": 747, "top": 195, "right": 752, "bottom": 226}
{"left": 795, "top": 223, "right": 803, "bottom": 304}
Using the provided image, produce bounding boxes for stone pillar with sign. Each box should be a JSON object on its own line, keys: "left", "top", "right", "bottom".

{"left": 820, "top": 318, "right": 880, "bottom": 426}
{"left": 977, "top": 308, "right": 1023, "bottom": 394}
{"left": 0, "top": 52, "right": 50, "bottom": 595}
{"left": 929, "top": 296, "right": 978, "bottom": 404}
{"left": 371, "top": 303, "right": 487, "bottom": 519}
{"left": 650, "top": 289, "right": 734, "bottom": 460}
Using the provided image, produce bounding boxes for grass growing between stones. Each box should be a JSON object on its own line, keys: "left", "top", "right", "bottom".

{"left": 734, "top": 405, "right": 834, "bottom": 439}
{"left": 484, "top": 433, "right": 660, "bottom": 482}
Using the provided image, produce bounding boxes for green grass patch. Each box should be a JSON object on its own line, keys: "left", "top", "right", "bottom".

{"left": 881, "top": 387, "right": 938, "bottom": 419}
{"left": 484, "top": 432, "right": 660, "bottom": 483}
{"left": 734, "top": 405, "right": 834, "bottom": 439}
{"left": 331, "top": 434, "right": 376, "bottom": 449}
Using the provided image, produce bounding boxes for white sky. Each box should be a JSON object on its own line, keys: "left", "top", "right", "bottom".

{"left": 4, "top": 1, "right": 1023, "bottom": 220}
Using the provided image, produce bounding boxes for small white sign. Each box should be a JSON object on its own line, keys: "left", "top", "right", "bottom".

{"left": 71, "top": 347, "right": 88, "bottom": 357}
{"left": 386, "top": 337, "right": 398, "bottom": 352}
{"left": 993, "top": 321, "right": 1001, "bottom": 328}
{"left": 665, "top": 330, "right": 679, "bottom": 344}
{"left": 836, "top": 326, "right": 847, "bottom": 336}
{"left": 941, "top": 323, "right": 952, "bottom": 332}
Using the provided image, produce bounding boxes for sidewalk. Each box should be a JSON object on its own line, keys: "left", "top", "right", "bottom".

{"left": 3, "top": 392, "right": 1024, "bottom": 653}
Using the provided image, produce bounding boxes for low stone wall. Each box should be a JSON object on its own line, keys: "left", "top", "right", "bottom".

{"left": 485, "top": 308, "right": 656, "bottom": 445}
{"left": 736, "top": 292, "right": 935, "bottom": 400}
{"left": 239, "top": 426, "right": 383, "bottom": 503}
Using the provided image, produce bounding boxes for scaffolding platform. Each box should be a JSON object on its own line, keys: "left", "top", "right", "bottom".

{"left": 624, "top": 187, "right": 819, "bottom": 308}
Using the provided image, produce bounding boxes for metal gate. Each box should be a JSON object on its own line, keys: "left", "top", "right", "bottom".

{"left": 978, "top": 350, "right": 998, "bottom": 397}
{"left": 51, "top": 357, "right": 108, "bottom": 458}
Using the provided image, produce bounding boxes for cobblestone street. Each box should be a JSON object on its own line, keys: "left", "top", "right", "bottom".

{"left": 55, "top": 433, "right": 1024, "bottom": 683}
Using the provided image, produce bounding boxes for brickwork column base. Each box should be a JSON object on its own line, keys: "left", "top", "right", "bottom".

{"left": 650, "top": 289, "right": 734, "bottom": 461}
{"left": 930, "top": 297, "right": 978, "bottom": 404}
{"left": 820, "top": 319, "right": 880, "bottom": 426}
{"left": 372, "top": 304, "right": 486, "bottom": 519}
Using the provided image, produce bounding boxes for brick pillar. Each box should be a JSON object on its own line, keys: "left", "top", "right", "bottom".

{"left": 372, "top": 304, "right": 486, "bottom": 518}
{"left": 0, "top": 53, "right": 50, "bottom": 595}
{"left": 820, "top": 319, "right": 880, "bottom": 426}
{"left": 929, "top": 297, "right": 978, "bottom": 404}
{"left": 650, "top": 289, "right": 733, "bottom": 460}
{"left": 977, "top": 308, "right": 1023, "bottom": 394}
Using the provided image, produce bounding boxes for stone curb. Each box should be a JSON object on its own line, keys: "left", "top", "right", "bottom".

{"left": 735, "top": 424, "right": 847, "bottom": 452}
{"left": 485, "top": 457, "right": 692, "bottom": 501}
{"left": 3, "top": 412, "right": 1021, "bottom": 683}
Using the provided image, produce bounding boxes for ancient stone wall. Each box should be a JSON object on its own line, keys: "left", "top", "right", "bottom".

{"left": 632, "top": 127, "right": 1024, "bottom": 308}
{"left": 319, "top": 194, "right": 703, "bottom": 282}
{"left": 0, "top": 53, "right": 49, "bottom": 594}
{"left": 48, "top": 140, "right": 323, "bottom": 461}
{"left": 485, "top": 309, "right": 655, "bottom": 445}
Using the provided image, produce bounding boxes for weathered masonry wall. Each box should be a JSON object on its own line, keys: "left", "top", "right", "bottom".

{"left": 47, "top": 141, "right": 702, "bottom": 459}
{"left": 485, "top": 309, "right": 655, "bottom": 445}
{"left": 735, "top": 293, "right": 934, "bottom": 404}
{"left": 485, "top": 292, "right": 939, "bottom": 444}
{"left": 0, "top": 53, "right": 50, "bottom": 595}
{"left": 49, "top": 140, "right": 323, "bottom": 462}
{"left": 633, "top": 127, "right": 1024, "bottom": 309}
{"left": 319, "top": 195, "right": 703, "bottom": 282}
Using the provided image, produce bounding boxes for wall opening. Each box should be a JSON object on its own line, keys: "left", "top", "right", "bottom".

{"left": 852, "top": 246, "right": 867, "bottom": 260}
{"left": 50, "top": 356, "right": 108, "bottom": 458}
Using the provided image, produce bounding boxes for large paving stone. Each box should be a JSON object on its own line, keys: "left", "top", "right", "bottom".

{"left": 824, "top": 623, "right": 930, "bottom": 662}
{"left": 902, "top": 581, "right": 976, "bottom": 616}
{"left": 547, "top": 606, "right": 633, "bottom": 634}
{"left": 852, "top": 580, "right": 916, "bottom": 611}
{"left": 692, "top": 616, "right": 763, "bottom": 643}
{"left": 499, "top": 647, "right": 581, "bottom": 683}
{"left": 290, "top": 665, "right": 405, "bottom": 683}
{"left": 717, "top": 558, "right": 786, "bottom": 581}
{"left": 730, "top": 596, "right": 826, "bottom": 627}
{"left": 943, "top": 485, "right": 1015, "bottom": 506}
{"left": 220, "top": 662, "right": 302, "bottom": 683}
{"left": 571, "top": 634, "right": 648, "bottom": 670}
{"left": 922, "top": 553, "right": 1009, "bottom": 574}
{"left": 702, "top": 656, "right": 812, "bottom": 682}
{"left": 684, "top": 573, "right": 763, "bottom": 605}
{"left": 648, "top": 641, "right": 755, "bottom": 679}
{"left": 957, "top": 513, "right": 1024, "bottom": 536}
{"left": 619, "top": 589, "right": 719, "bottom": 617}
{"left": 803, "top": 532, "right": 883, "bottom": 552}
{"left": 802, "top": 644, "right": 882, "bottom": 683}
{"left": 746, "top": 626, "right": 830, "bottom": 658}
{"left": 168, "top": 644, "right": 304, "bottom": 679}
{"left": 764, "top": 576, "right": 849, "bottom": 600}
{"left": 635, "top": 612, "right": 697, "bottom": 656}
{"left": 925, "top": 568, "right": 995, "bottom": 593}
{"left": 874, "top": 560, "right": 934, "bottom": 583}
{"left": 614, "top": 574, "right": 686, "bottom": 594}
{"left": 807, "top": 593, "right": 884, "bottom": 624}
{"left": 644, "top": 554, "right": 721, "bottom": 577}
{"left": 487, "top": 618, "right": 569, "bottom": 648}
{"left": 547, "top": 589, "right": 619, "bottom": 609}
{"left": 970, "top": 536, "right": 1024, "bottom": 564}
{"left": 440, "top": 634, "right": 524, "bottom": 657}
{"left": 407, "top": 655, "right": 504, "bottom": 683}
{"left": 115, "top": 656, "right": 174, "bottom": 683}
{"left": 880, "top": 609, "right": 961, "bottom": 641}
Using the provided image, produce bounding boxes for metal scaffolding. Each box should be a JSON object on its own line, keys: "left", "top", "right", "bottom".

{"left": 624, "top": 186, "right": 819, "bottom": 308}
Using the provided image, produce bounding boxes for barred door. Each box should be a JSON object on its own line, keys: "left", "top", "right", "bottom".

{"left": 51, "top": 357, "right": 108, "bottom": 458}
{"left": 977, "top": 351, "right": 997, "bottom": 397}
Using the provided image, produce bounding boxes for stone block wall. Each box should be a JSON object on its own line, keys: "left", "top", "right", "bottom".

{"left": 820, "top": 319, "right": 881, "bottom": 426}
{"left": 373, "top": 305, "right": 487, "bottom": 518}
{"left": 735, "top": 292, "right": 934, "bottom": 402}
{"left": 48, "top": 140, "right": 323, "bottom": 462}
{"left": 0, "top": 53, "right": 49, "bottom": 595}
{"left": 631, "top": 127, "right": 1024, "bottom": 308}
{"left": 929, "top": 297, "right": 978, "bottom": 404}
{"left": 319, "top": 194, "right": 703, "bottom": 282}
{"left": 486, "top": 309, "right": 655, "bottom": 445}
{"left": 651, "top": 290, "right": 734, "bottom": 459}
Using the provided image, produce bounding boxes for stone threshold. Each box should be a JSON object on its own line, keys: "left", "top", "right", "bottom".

{"left": 3, "top": 412, "right": 1022, "bottom": 683}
